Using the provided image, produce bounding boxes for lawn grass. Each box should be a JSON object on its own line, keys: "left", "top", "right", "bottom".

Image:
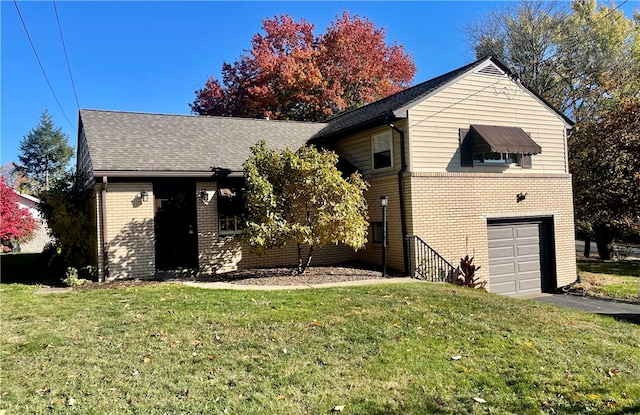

{"left": 576, "top": 259, "right": 639, "bottom": 302}
{"left": 1, "top": 282, "right": 639, "bottom": 414}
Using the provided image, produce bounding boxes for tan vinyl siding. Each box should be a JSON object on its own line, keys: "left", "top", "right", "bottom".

{"left": 407, "top": 73, "right": 568, "bottom": 174}
{"left": 332, "top": 121, "right": 407, "bottom": 180}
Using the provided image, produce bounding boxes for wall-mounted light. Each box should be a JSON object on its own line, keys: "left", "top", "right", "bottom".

{"left": 140, "top": 190, "right": 149, "bottom": 203}
{"left": 200, "top": 190, "right": 210, "bottom": 205}
{"left": 517, "top": 192, "right": 527, "bottom": 203}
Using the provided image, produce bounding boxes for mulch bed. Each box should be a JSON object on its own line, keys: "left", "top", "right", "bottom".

{"left": 73, "top": 263, "right": 398, "bottom": 291}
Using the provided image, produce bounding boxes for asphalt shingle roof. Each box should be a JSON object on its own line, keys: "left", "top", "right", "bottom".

{"left": 80, "top": 109, "right": 327, "bottom": 174}
{"left": 311, "top": 59, "right": 487, "bottom": 142}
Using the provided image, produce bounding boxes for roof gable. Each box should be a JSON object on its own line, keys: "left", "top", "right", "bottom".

{"left": 311, "top": 57, "right": 572, "bottom": 143}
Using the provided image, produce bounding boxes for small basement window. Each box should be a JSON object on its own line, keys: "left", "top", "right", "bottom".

{"left": 372, "top": 132, "right": 393, "bottom": 170}
{"left": 217, "top": 181, "right": 245, "bottom": 236}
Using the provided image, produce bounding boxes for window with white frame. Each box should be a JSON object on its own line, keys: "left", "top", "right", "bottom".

{"left": 217, "top": 181, "right": 245, "bottom": 236}
{"left": 473, "top": 151, "right": 517, "bottom": 165}
{"left": 372, "top": 132, "right": 393, "bottom": 170}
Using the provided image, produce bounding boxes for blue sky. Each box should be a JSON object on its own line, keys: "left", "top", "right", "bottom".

{"left": 2, "top": 1, "right": 638, "bottom": 167}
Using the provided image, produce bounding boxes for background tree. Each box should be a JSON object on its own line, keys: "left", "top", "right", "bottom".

{"left": 0, "top": 177, "right": 37, "bottom": 252}
{"left": 191, "top": 12, "right": 416, "bottom": 121}
{"left": 465, "top": 1, "right": 565, "bottom": 102}
{"left": 18, "top": 109, "right": 74, "bottom": 194}
{"left": 570, "top": 98, "right": 640, "bottom": 259}
{"left": 243, "top": 141, "right": 369, "bottom": 274}
{"left": 465, "top": 0, "right": 639, "bottom": 121}
{"left": 1, "top": 162, "right": 28, "bottom": 190}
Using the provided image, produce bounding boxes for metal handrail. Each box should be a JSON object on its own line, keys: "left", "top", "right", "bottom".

{"left": 406, "top": 235, "right": 460, "bottom": 282}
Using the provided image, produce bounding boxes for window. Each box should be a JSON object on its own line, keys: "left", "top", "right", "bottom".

{"left": 217, "top": 181, "right": 245, "bottom": 236}
{"left": 473, "top": 152, "right": 517, "bottom": 165}
{"left": 459, "top": 126, "right": 539, "bottom": 169}
{"left": 372, "top": 132, "right": 393, "bottom": 170}
{"left": 371, "top": 222, "right": 388, "bottom": 244}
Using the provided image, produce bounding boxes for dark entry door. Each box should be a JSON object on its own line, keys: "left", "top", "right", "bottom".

{"left": 153, "top": 180, "right": 198, "bottom": 270}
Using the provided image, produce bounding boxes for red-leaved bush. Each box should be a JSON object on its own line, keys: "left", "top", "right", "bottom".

{"left": 0, "top": 178, "right": 37, "bottom": 251}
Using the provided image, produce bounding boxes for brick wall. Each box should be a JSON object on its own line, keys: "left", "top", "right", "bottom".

{"left": 102, "top": 182, "right": 155, "bottom": 279}
{"left": 355, "top": 176, "right": 406, "bottom": 272}
{"left": 195, "top": 181, "right": 357, "bottom": 274}
{"left": 405, "top": 172, "right": 577, "bottom": 290}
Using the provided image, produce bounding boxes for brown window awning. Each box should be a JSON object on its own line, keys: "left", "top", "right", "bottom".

{"left": 470, "top": 125, "right": 542, "bottom": 155}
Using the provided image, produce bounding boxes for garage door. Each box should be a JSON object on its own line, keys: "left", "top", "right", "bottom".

{"left": 488, "top": 222, "right": 541, "bottom": 296}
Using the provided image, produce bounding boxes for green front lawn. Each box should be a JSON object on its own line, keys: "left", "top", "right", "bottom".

{"left": 1, "top": 282, "right": 639, "bottom": 414}
{"left": 577, "top": 259, "right": 639, "bottom": 302}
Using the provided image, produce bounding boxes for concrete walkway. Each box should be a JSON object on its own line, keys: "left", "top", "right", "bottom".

{"left": 530, "top": 293, "right": 640, "bottom": 323}
{"left": 182, "top": 277, "right": 419, "bottom": 291}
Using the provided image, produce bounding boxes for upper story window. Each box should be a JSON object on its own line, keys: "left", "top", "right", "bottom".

{"left": 460, "top": 125, "right": 540, "bottom": 169}
{"left": 473, "top": 151, "right": 517, "bottom": 165}
{"left": 372, "top": 132, "right": 393, "bottom": 170}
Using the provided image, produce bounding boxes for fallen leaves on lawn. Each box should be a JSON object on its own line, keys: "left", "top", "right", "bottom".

{"left": 451, "top": 355, "right": 463, "bottom": 360}
{"left": 472, "top": 397, "right": 487, "bottom": 403}
{"left": 332, "top": 405, "right": 345, "bottom": 411}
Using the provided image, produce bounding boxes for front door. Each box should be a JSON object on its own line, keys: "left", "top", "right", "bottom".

{"left": 153, "top": 180, "right": 198, "bottom": 270}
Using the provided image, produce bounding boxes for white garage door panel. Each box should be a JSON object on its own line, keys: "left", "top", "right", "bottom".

{"left": 518, "top": 260, "right": 541, "bottom": 273}
{"left": 490, "top": 263, "right": 516, "bottom": 276}
{"left": 489, "top": 246, "right": 515, "bottom": 260}
{"left": 488, "top": 222, "right": 542, "bottom": 296}
{"left": 517, "top": 244, "right": 540, "bottom": 256}
{"left": 488, "top": 227, "right": 515, "bottom": 240}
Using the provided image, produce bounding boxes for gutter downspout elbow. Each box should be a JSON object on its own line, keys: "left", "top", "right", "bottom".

{"left": 387, "top": 121, "right": 409, "bottom": 275}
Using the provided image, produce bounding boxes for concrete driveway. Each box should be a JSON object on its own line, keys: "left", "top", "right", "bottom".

{"left": 531, "top": 293, "right": 640, "bottom": 324}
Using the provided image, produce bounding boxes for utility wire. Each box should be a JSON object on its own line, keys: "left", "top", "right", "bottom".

{"left": 13, "top": 0, "right": 76, "bottom": 131}
{"left": 52, "top": 0, "right": 80, "bottom": 111}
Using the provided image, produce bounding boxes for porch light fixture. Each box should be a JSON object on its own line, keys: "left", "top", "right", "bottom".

{"left": 517, "top": 192, "right": 527, "bottom": 203}
{"left": 200, "top": 190, "right": 210, "bottom": 205}
{"left": 381, "top": 196, "right": 388, "bottom": 277}
{"left": 140, "top": 190, "right": 149, "bottom": 203}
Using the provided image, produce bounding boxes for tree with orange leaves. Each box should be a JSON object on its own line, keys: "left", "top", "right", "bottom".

{"left": 190, "top": 12, "right": 416, "bottom": 121}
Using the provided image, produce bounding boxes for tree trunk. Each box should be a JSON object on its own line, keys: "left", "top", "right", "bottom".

{"left": 297, "top": 243, "right": 303, "bottom": 275}
{"left": 583, "top": 235, "right": 591, "bottom": 258}
{"left": 301, "top": 245, "right": 314, "bottom": 275}
{"left": 594, "top": 225, "right": 615, "bottom": 260}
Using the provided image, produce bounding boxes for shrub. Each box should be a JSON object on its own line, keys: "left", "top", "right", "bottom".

{"left": 455, "top": 255, "right": 486, "bottom": 289}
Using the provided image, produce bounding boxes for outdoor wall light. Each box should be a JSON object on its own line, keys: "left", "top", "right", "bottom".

{"left": 140, "top": 190, "right": 149, "bottom": 203}
{"left": 200, "top": 190, "right": 210, "bottom": 205}
{"left": 517, "top": 192, "right": 527, "bottom": 203}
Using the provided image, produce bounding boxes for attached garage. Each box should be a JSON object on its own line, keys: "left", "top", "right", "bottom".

{"left": 487, "top": 218, "right": 556, "bottom": 296}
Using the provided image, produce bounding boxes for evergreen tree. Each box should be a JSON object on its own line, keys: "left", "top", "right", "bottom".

{"left": 18, "top": 110, "right": 74, "bottom": 194}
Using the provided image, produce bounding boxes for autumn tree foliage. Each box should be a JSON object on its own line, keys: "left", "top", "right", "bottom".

{"left": 0, "top": 178, "right": 37, "bottom": 252}
{"left": 243, "top": 141, "right": 369, "bottom": 274}
{"left": 191, "top": 12, "right": 416, "bottom": 121}
{"left": 570, "top": 98, "right": 640, "bottom": 259}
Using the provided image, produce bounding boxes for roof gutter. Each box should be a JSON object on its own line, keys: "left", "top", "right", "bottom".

{"left": 387, "top": 120, "right": 409, "bottom": 275}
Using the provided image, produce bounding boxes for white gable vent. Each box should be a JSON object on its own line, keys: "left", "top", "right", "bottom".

{"left": 476, "top": 63, "right": 504, "bottom": 77}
